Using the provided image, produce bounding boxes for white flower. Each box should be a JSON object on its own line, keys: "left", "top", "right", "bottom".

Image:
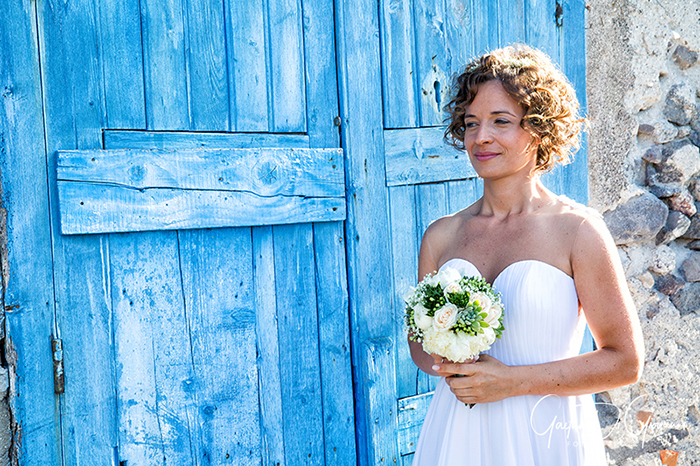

{"left": 422, "top": 328, "right": 460, "bottom": 358}
{"left": 413, "top": 303, "right": 433, "bottom": 331}
{"left": 470, "top": 292, "right": 492, "bottom": 314}
{"left": 443, "top": 281, "right": 462, "bottom": 298}
{"left": 481, "top": 326, "right": 496, "bottom": 346}
{"left": 424, "top": 267, "right": 461, "bottom": 288}
{"left": 484, "top": 302, "right": 503, "bottom": 328}
{"left": 433, "top": 303, "right": 459, "bottom": 331}
{"left": 402, "top": 286, "right": 417, "bottom": 304}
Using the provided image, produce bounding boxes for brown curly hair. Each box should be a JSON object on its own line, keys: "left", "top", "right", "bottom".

{"left": 445, "top": 44, "right": 585, "bottom": 173}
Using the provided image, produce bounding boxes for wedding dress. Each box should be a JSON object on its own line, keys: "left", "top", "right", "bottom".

{"left": 411, "top": 258, "right": 607, "bottom": 466}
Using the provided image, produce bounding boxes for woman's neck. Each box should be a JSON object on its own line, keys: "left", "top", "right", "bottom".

{"left": 477, "top": 176, "right": 553, "bottom": 218}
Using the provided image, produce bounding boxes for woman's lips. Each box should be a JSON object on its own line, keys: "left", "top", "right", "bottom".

{"left": 474, "top": 152, "right": 498, "bottom": 162}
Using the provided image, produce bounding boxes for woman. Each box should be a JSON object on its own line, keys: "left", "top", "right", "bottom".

{"left": 410, "top": 44, "right": 644, "bottom": 465}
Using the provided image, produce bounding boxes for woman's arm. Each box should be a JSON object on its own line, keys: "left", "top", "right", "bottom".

{"left": 408, "top": 218, "right": 449, "bottom": 377}
{"left": 434, "top": 214, "right": 645, "bottom": 404}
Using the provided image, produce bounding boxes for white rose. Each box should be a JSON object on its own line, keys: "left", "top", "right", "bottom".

{"left": 424, "top": 267, "right": 461, "bottom": 288}
{"left": 481, "top": 326, "right": 496, "bottom": 346}
{"left": 402, "top": 286, "right": 416, "bottom": 304}
{"left": 484, "top": 302, "right": 503, "bottom": 328}
{"left": 470, "top": 292, "right": 492, "bottom": 314}
{"left": 413, "top": 303, "right": 433, "bottom": 331}
{"left": 432, "top": 303, "right": 459, "bottom": 331}
{"left": 443, "top": 281, "right": 462, "bottom": 298}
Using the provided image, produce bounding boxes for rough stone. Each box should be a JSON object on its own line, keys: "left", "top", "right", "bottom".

{"left": 690, "top": 129, "right": 700, "bottom": 148}
{"left": 642, "top": 145, "right": 663, "bottom": 164}
{"left": 687, "top": 240, "right": 700, "bottom": 251}
{"left": 656, "top": 211, "right": 691, "bottom": 245}
{"left": 654, "top": 273, "right": 685, "bottom": 295}
{"left": 648, "top": 245, "right": 676, "bottom": 274}
{"left": 664, "top": 83, "right": 697, "bottom": 126}
{"left": 691, "top": 181, "right": 700, "bottom": 202}
{"left": 666, "top": 189, "right": 697, "bottom": 217}
{"left": 670, "top": 282, "right": 700, "bottom": 315}
{"left": 638, "top": 123, "right": 655, "bottom": 136}
{"left": 638, "top": 271, "right": 655, "bottom": 289}
{"left": 652, "top": 121, "right": 679, "bottom": 144}
{"left": 603, "top": 192, "right": 669, "bottom": 245}
{"left": 680, "top": 214, "right": 700, "bottom": 239}
{"left": 681, "top": 252, "right": 700, "bottom": 282}
{"left": 672, "top": 44, "right": 698, "bottom": 69}
{"left": 655, "top": 141, "right": 700, "bottom": 185}
{"left": 676, "top": 126, "right": 691, "bottom": 139}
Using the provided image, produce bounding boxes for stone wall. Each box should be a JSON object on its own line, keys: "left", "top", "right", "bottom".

{"left": 588, "top": 1, "right": 700, "bottom": 464}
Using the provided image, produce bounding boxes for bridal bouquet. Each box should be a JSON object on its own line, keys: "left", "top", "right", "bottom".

{"left": 404, "top": 266, "right": 504, "bottom": 363}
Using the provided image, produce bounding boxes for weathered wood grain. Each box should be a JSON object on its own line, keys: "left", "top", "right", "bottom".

{"left": 110, "top": 231, "right": 198, "bottom": 465}
{"left": 140, "top": 0, "right": 189, "bottom": 130}
{"left": 225, "top": 0, "right": 268, "bottom": 131}
{"left": 99, "top": 0, "right": 146, "bottom": 129}
{"left": 397, "top": 391, "right": 432, "bottom": 456}
{"left": 183, "top": 0, "right": 229, "bottom": 131}
{"left": 179, "top": 227, "right": 261, "bottom": 465}
{"left": 471, "top": 0, "right": 499, "bottom": 55}
{"left": 252, "top": 226, "right": 285, "bottom": 466}
{"left": 380, "top": 0, "right": 418, "bottom": 129}
{"left": 1, "top": 3, "right": 61, "bottom": 463}
{"left": 56, "top": 148, "right": 346, "bottom": 234}
{"left": 388, "top": 185, "right": 420, "bottom": 400}
{"left": 384, "top": 127, "right": 475, "bottom": 186}
{"left": 313, "top": 222, "right": 357, "bottom": 465}
{"left": 414, "top": 0, "right": 450, "bottom": 126}
{"left": 104, "top": 130, "right": 310, "bottom": 150}
{"left": 498, "top": 0, "right": 526, "bottom": 45}
{"left": 362, "top": 338, "right": 399, "bottom": 465}
{"left": 267, "top": 0, "right": 307, "bottom": 132}
{"left": 334, "top": 0, "right": 397, "bottom": 463}
{"left": 273, "top": 224, "right": 325, "bottom": 465}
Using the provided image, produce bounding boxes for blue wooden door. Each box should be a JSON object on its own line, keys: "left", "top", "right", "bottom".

{"left": 334, "top": 0, "right": 588, "bottom": 465}
{"left": 2, "top": 0, "right": 355, "bottom": 465}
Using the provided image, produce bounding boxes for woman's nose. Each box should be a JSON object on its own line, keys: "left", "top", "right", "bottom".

{"left": 475, "top": 125, "right": 493, "bottom": 144}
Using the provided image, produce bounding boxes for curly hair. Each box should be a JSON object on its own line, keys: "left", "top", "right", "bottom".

{"left": 445, "top": 44, "right": 585, "bottom": 173}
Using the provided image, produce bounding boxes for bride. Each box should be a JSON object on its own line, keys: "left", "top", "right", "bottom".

{"left": 409, "top": 44, "right": 644, "bottom": 465}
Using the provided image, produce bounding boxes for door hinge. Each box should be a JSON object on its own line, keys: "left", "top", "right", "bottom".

{"left": 555, "top": 1, "right": 563, "bottom": 27}
{"left": 52, "top": 338, "right": 65, "bottom": 394}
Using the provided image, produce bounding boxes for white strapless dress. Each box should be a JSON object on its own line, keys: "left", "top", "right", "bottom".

{"left": 412, "top": 258, "right": 607, "bottom": 466}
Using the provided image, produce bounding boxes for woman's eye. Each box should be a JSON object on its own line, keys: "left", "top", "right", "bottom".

{"left": 465, "top": 121, "right": 477, "bottom": 129}
{"left": 495, "top": 119, "right": 510, "bottom": 125}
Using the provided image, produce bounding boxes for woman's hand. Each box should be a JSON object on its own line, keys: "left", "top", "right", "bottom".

{"left": 432, "top": 354, "right": 517, "bottom": 404}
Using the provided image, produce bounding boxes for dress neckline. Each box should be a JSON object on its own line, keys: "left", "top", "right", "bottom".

{"left": 439, "top": 257, "right": 573, "bottom": 286}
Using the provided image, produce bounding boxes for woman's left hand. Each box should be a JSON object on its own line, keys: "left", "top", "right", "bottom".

{"left": 432, "top": 354, "right": 516, "bottom": 404}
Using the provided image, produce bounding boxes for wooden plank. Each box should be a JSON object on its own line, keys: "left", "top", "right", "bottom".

{"left": 447, "top": 177, "right": 482, "bottom": 213}
{"left": 388, "top": 185, "right": 420, "bottom": 400}
{"left": 140, "top": 0, "right": 189, "bottom": 130}
{"left": 445, "top": 0, "right": 474, "bottom": 72}
{"left": 384, "top": 127, "right": 475, "bottom": 186}
{"left": 471, "top": 0, "right": 498, "bottom": 55}
{"left": 110, "top": 231, "right": 197, "bottom": 465}
{"left": 104, "top": 130, "right": 310, "bottom": 150}
{"left": 413, "top": 0, "right": 450, "bottom": 126}
{"left": 33, "top": 0, "right": 121, "bottom": 464}
{"left": 178, "top": 227, "right": 261, "bottom": 465}
{"left": 98, "top": 0, "right": 146, "bottom": 129}
{"left": 380, "top": 0, "right": 418, "bottom": 129}
{"left": 252, "top": 226, "right": 285, "bottom": 466}
{"left": 313, "top": 222, "right": 357, "bottom": 465}
{"left": 267, "top": 0, "right": 307, "bottom": 132}
{"left": 525, "top": 0, "right": 559, "bottom": 63}
{"left": 498, "top": 0, "right": 525, "bottom": 45}
{"left": 56, "top": 148, "right": 346, "bottom": 234}
{"left": 302, "top": 0, "right": 341, "bottom": 149}
{"left": 0, "top": 1, "right": 60, "bottom": 463}
{"left": 273, "top": 224, "right": 325, "bottom": 465}
{"left": 362, "top": 338, "right": 399, "bottom": 465}
{"left": 183, "top": 0, "right": 229, "bottom": 131}
{"left": 225, "top": 0, "right": 268, "bottom": 131}
{"left": 397, "top": 391, "right": 433, "bottom": 456}
{"left": 334, "top": 0, "right": 395, "bottom": 462}
{"left": 57, "top": 182, "right": 346, "bottom": 234}
{"left": 57, "top": 148, "right": 343, "bottom": 196}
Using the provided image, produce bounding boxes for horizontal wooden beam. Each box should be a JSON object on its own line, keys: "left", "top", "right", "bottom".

{"left": 384, "top": 127, "right": 476, "bottom": 187}
{"left": 57, "top": 148, "right": 345, "bottom": 234}
{"left": 103, "top": 130, "right": 310, "bottom": 149}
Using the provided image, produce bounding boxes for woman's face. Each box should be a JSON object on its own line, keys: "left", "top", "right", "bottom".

{"left": 462, "top": 80, "right": 538, "bottom": 180}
